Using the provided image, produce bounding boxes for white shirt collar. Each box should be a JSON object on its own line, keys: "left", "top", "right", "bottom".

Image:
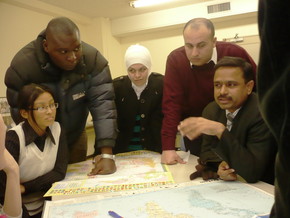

{"left": 225, "top": 107, "right": 241, "bottom": 119}
{"left": 131, "top": 78, "right": 149, "bottom": 100}
{"left": 211, "top": 47, "right": 217, "bottom": 64}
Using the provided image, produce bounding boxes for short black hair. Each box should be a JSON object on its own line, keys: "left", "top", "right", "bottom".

{"left": 45, "top": 17, "right": 80, "bottom": 39}
{"left": 214, "top": 56, "right": 254, "bottom": 83}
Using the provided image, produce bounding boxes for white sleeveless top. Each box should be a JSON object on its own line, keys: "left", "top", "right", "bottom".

{"left": 10, "top": 121, "right": 61, "bottom": 216}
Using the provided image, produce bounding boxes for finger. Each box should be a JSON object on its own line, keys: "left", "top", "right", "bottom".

{"left": 222, "top": 173, "right": 237, "bottom": 181}
{"left": 230, "top": 173, "right": 238, "bottom": 180}
{"left": 226, "top": 168, "right": 235, "bottom": 174}
{"left": 228, "top": 173, "right": 237, "bottom": 180}
{"left": 164, "top": 159, "right": 178, "bottom": 165}
{"left": 219, "top": 169, "right": 235, "bottom": 180}
{"left": 218, "top": 167, "right": 230, "bottom": 175}
{"left": 95, "top": 169, "right": 106, "bottom": 175}
{"left": 222, "top": 164, "right": 230, "bottom": 170}
{"left": 97, "top": 169, "right": 114, "bottom": 175}
{"left": 177, "top": 157, "right": 186, "bottom": 164}
{"left": 218, "top": 161, "right": 230, "bottom": 172}
{"left": 161, "top": 156, "right": 178, "bottom": 164}
{"left": 88, "top": 166, "right": 102, "bottom": 176}
{"left": 178, "top": 129, "right": 186, "bottom": 137}
{"left": 179, "top": 131, "right": 185, "bottom": 137}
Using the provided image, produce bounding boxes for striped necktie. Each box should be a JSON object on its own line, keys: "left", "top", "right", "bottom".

{"left": 226, "top": 113, "right": 234, "bottom": 131}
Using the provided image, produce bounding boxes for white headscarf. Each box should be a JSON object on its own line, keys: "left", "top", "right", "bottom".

{"left": 124, "top": 44, "right": 152, "bottom": 99}
{"left": 125, "top": 44, "right": 152, "bottom": 73}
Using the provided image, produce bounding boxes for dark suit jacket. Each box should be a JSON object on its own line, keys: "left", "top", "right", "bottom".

{"left": 200, "top": 93, "right": 277, "bottom": 183}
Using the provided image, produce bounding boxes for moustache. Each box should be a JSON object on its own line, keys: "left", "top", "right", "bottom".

{"left": 217, "top": 95, "right": 232, "bottom": 100}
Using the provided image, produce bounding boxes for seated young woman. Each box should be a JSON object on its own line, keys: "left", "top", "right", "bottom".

{"left": 0, "top": 83, "right": 68, "bottom": 217}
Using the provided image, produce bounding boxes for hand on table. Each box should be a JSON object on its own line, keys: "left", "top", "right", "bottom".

{"left": 190, "top": 159, "right": 219, "bottom": 180}
{"left": 88, "top": 155, "right": 116, "bottom": 176}
{"left": 217, "top": 161, "right": 237, "bottom": 181}
{"left": 161, "top": 150, "right": 186, "bottom": 165}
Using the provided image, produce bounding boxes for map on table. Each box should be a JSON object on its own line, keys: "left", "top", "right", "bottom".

{"left": 43, "top": 180, "right": 274, "bottom": 218}
{"left": 63, "top": 150, "right": 167, "bottom": 181}
{"left": 44, "top": 150, "right": 174, "bottom": 197}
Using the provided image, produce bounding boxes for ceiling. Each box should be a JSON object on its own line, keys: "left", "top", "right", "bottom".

{"left": 36, "top": 0, "right": 212, "bottom": 19}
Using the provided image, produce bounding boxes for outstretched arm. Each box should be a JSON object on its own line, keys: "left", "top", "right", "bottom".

{"left": 0, "top": 115, "right": 22, "bottom": 218}
{"left": 178, "top": 117, "right": 225, "bottom": 140}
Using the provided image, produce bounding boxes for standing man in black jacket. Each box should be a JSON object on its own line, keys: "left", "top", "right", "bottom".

{"left": 5, "top": 17, "right": 117, "bottom": 175}
{"left": 113, "top": 44, "right": 163, "bottom": 153}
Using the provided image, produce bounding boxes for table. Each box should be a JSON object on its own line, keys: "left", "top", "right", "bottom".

{"left": 50, "top": 150, "right": 274, "bottom": 201}
{"left": 43, "top": 151, "right": 275, "bottom": 218}
{"left": 170, "top": 151, "right": 274, "bottom": 195}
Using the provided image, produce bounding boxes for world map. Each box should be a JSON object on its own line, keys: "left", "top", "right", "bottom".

{"left": 43, "top": 180, "right": 274, "bottom": 218}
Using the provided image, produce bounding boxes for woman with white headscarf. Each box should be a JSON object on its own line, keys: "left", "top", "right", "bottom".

{"left": 113, "top": 44, "right": 164, "bottom": 153}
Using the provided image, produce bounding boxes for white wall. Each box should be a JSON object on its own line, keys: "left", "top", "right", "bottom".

{"left": 0, "top": 2, "right": 50, "bottom": 96}
{"left": 111, "top": 0, "right": 259, "bottom": 37}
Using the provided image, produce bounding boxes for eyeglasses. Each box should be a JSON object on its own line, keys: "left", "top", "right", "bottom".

{"left": 30, "top": 103, "right": 59, "bottom": 112}
{"left": 128, "top": 66, "right": 148, "bottom": 74}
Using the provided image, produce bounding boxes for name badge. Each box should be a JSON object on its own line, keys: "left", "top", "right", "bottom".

{"left": 72, "top": 91, "right": 85, "bottom": 100}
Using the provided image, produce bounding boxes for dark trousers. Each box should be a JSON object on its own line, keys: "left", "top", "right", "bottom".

{"left": 68, "top": 130, "right": 88, "bottom": 164}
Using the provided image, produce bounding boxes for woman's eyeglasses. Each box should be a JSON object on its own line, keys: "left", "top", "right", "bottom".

{"left": 30, "top": 103, "right": 59, "bottom": 112}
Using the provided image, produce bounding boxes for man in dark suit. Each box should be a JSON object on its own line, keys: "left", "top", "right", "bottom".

{"left": 178, "top": 56, "right": 276, "bottom": 183}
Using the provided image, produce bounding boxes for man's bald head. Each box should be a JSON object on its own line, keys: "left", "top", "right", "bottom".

{"left": 45, "top": 17, "right": 80, "bottom": 40}
{"left": 183, "top": 18, "right": 215, "bottom": 39}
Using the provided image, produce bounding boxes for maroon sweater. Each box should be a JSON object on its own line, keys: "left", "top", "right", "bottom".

{"left": 162, "top": 41, "right": 257, "bottom": 150}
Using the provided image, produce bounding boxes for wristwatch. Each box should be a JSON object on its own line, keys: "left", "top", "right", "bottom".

{"left": 100, "top": 153, "right": 115, "bottom": 160}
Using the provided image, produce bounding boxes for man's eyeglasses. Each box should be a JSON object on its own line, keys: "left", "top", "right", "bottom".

{"left": 30, "top": 103, "right": 59, "bottom": 112}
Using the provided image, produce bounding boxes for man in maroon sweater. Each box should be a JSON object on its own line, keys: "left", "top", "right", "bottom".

{"left": 161, "top": 18, "right": 256, "bottom": 165}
